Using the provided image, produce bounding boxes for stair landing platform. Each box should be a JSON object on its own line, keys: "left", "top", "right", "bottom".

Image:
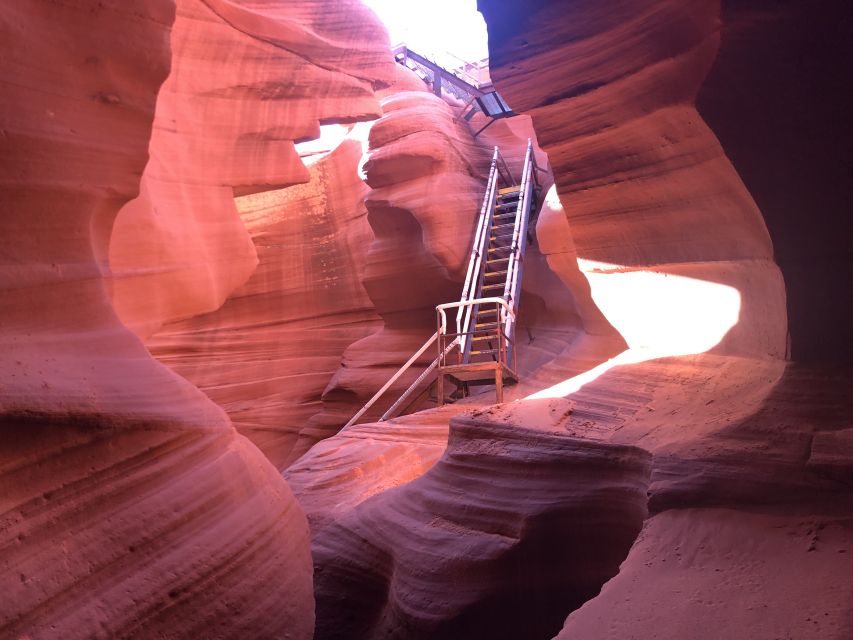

{"left": 437, "top": 362, "right": 518, "bottom": 404}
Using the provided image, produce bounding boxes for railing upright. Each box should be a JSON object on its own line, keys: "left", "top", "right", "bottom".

{"left": 457, "top": 147, "right": 500, "bottom": 360}
{"left": 502, "top": 139, "right": 535, "bottom": 361}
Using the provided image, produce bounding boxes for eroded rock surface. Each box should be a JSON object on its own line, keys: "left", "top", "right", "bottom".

{"left": 296, "top": 2, "right": 852, "bottom": 638}
{"left": 312, "top": 416, "right": 651, "bottom": 640}
{"left": 0, "top": 0, "right": 397, "bottom": 636}
{"left": 110, "top": 0, "right": 394, "bottom": 339}
{"left": 471, "top": 0, "right": 853, "bottom": 637}
{"left": 147, "top": 132, "right": 382, "bottom": 469}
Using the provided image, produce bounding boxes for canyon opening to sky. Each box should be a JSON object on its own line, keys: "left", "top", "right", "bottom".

{"left": 1, "top": 1, "right": 851, "bottom": 640}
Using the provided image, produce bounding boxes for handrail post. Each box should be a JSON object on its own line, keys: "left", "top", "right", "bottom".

{"left": 343, "top": 331, "right": 439, "bottom": 429}
{"left": 457, "top": 146, "right": 499, "bottom": 359}
{"left": 501, "top": 139, "right": 535, "bottom": 365}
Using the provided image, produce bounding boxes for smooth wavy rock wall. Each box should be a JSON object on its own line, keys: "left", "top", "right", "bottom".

{"left": 147, "top": 132, "right": 383, "bottom": 469}
{"left": 313, "top": 416, "right": 652, "bottom": 640}
{"left": 0, "top": 0, "right": 394, "bottom": 637}
{"left": 110, "top": 0, "right": 394, "bottom": 339}
{"left": 295, "top": 2, "right": 852, "bottom": 639}
{"left": 473, "top": 0, "right": 853, "bottom": 638}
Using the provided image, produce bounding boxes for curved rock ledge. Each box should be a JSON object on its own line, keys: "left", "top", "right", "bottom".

{"left": 0, "top": 416, "right": 313, "bottom": 639}
{"left": 312, "top": 415, "right": 652, "bottom": 640}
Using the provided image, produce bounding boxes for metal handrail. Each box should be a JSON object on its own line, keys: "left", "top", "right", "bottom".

{"left": 380, "top": 337, "right": 460, "bottom": 421}
{"left": 437, "top": 297, "right": 516, "bottom": 336}
{"left": 393, "top": 45, "right": 486, "bottom": 99}
{"left": 457, "top": 147, "right": 500, "bottom": 355}
{"left": 437, "top": 299, "right": 518, "bottom": 373}
{"left": 494, "top": 147, "right": 515, "bottom": 186}
{"left": 503, "top": 140, "right": 534, "bottom": 333}
{"left": 343, "top": 331, "right": 438, "bottom": 429}
{"left": 503, "top": 140, "right": 533, "bottom": 301}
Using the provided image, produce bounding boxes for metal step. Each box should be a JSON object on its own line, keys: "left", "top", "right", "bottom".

{"left": 484, "top": 269, "right": 509, "bottom": 278}
{"left": 487, "top": 257, "right": 510, "bottom": 265}
{"left": 499, "top": 186, "right": 521, "bottom": 195}
{"left": 481, "top": 283, "right": 505, "bottom": 292}
{"left": 474, "top": 321, "right": 500, "bottom": 329}
{"left": 492, "top": 213, "right": 517, "bottom": 221}
{"left": 491, "top": 222, "right": 515, "bottom": 232}
{"left": 487, "top": 246, "right": 513, "bottom": 254}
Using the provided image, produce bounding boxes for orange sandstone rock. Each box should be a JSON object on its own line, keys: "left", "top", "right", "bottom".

{"left": 110, "top": 0, "right": 394, "bottom": 339}
{"left": 0, "top": 0, "right": 398, "bottom": 636}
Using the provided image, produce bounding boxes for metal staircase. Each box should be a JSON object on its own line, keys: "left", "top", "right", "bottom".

{"left": 392, "top": 45, "right": 515, "bottom": 135}
{"left": 344, "top": 140, "right": 541, "bottom": 428}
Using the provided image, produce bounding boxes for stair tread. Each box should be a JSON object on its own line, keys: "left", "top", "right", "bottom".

{"left": 484, "top": 270, "right": 509, "bottom": 277}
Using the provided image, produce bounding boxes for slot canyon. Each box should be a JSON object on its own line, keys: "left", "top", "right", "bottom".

{"left": 1, "top": 0, "right": 851, "bottom": 638}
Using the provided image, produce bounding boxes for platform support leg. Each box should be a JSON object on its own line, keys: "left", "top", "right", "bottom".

{"left": 495, "top": 368, "right": 503, "bottom": 403}
{"left": 437, "top": 372, "right": 445, "bottom": 407}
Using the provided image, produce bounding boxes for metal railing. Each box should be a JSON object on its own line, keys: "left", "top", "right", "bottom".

{"left": 457, "top": 146, "right": 515, "bottom": 358}
{"left": 437, "top": 297, "right": 517, "bottom": 372}
{"left": 500, "top": 139, "right": 537, "bottom": 364}
{"left": 342, "top": 332, "right": 439, "bottom": 429}
{"left": 342, "top": 140, "right": 539, "bottom": 428}
{"left": 393, "top": 45, "right": 486, "bottom": 102}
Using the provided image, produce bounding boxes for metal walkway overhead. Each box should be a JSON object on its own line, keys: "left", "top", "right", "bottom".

{"left": 392, "top": 45, "right": 515, "bottom": 135}
{"left": 345, "top": 140, "right": 542, "bottom": 428}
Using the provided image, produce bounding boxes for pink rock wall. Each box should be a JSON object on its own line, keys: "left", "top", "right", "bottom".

{"left": 472, "top": 0, "right": 853, "bottom": 637}
{"left": 480, "top": 0, "right": 787, "bottom": 362}
{"left": 147, "top": 133, "right": 383, "bottom": 469}
{"left": 1, "top": 0, "right": 396, "bottom": 636}
{"left": 109, "top": 0, "right": 394, "bottom": 339}
{"left": 312, "top": 416, "right": 651, "bottom": 640}
{"left": 5, "top": 1, "right": 849, "bottom": 637}
{"left": 696, "top": 0, "right": 853, "bottom": 362}
{"left": 295, "top": 2, "right": 852, "bottom": 639}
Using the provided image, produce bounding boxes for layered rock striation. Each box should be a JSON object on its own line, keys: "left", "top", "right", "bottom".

{"left": 297, "top": 2, "right": 852, "bottom": 639}
{"left": 147, "top": 132, "right": 383, "bottom": 469}
{"left": 473, "top": 0, "right": 853, "bottom": 637}
{"left": 1, "top": 0, "right": 395, "bottom": 636}
{"left": 313, "top": 415, "right": 651, "bottom": 640}
{"left": 110, "top": 0, "right": 394, "bottom": 339}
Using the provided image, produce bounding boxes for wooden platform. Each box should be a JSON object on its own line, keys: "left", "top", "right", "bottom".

{"left": 437, "top": 362, "right": 518, "bottom": 404}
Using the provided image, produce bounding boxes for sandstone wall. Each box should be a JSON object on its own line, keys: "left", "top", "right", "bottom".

{"left": 472, "top": 1, "right": 853, "bottom": 637}
{"left": 696, "top": 0, "right": 853, "bottom": 362}
{"left": 110, "top": 0, "right": 394, "bottom": 339}
{"left": 0, "top": 0, "right": 395, "bottom": 636}
{"left": 147, "top": 131, "right": 383, "bottom": 469}
{"left": 294, "top": 3, "right": 852, "bottom": 639}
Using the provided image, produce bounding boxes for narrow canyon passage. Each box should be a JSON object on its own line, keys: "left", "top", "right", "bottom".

{"left": 1, "top": 1, "right": 851, "bottom": 640}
